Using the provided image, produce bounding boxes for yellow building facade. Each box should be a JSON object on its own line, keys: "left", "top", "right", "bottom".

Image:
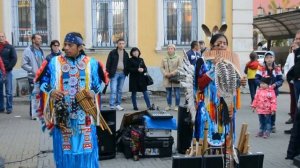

{"left": 0, "top": 0, "right": 246, "bottom": 66}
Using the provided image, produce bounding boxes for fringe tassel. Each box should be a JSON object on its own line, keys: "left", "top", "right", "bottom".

{"left": 53, "top": 126, "right": 99, "bottom": 168}
{"left": 236, "top": 88, "right": 241, "bottom": 110}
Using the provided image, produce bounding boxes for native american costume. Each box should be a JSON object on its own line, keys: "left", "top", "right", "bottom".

{"left": 35, "top": 53, "right": 107, "bottom": 168}
{"left": 194, "top": 50, "right": 242, "bottom": 147}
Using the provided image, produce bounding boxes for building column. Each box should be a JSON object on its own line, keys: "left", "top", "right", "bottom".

{"left": 2, "top": 0, "right": 12, "bottom": 42}
{"left": 232, "top": 0, "right": 253, "bottom": 68}
{"left": 155, "top": 0, "right": 164, "bottom": 50}
{"left": 128, "top": 0, "right": 138, "bottom": 47}
{"left": 84, "top": 0, "right": 93, "bottom": 49}
{"left": 197, "top": 0, "right": 206, "bottom": 41}
{"left": 50, "top": 0, "right": 60, "bottom": 41}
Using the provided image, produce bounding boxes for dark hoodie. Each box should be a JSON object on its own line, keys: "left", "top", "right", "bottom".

{"left": 293, "top": 47, "right": 300, "bottom": 79}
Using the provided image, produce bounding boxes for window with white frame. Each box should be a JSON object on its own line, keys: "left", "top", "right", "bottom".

{"left": 92, "top": 0, "right": 128, "bottom": 48}
{"left": 164, "top": 0, "right": 197, "bottom": 46}
{"left": 12, "top": 0, "right": 51, "bottom": 47}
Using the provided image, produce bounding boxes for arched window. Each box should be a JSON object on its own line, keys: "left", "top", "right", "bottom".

{"left": 92, "top": 0, "right": 128, "bottom": 48}
{"left": 12, "top": 0, "right": 51, "bottom": 47}
{"left": 163, "top": 0, "right": 197, "bottom": 46}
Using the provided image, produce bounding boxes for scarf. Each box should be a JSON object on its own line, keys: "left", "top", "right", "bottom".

{"left": 166, "top": 53, "right": 178, "bottom": 60}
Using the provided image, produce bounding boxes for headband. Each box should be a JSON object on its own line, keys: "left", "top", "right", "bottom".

{"left": 64, "top": 33, "right": 84, "bottom": 45}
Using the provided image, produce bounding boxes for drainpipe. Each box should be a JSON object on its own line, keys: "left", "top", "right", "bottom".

{"left": 221, "top": 0, "right": 226, "bottom": 24}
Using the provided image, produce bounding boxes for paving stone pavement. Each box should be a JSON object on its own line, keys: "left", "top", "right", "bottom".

{"left": 0, "top": 92, "right": 297, "bottom": 168}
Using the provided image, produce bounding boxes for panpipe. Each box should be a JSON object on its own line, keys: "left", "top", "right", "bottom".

{"left": 203, "top": 50, "right": 241, "bottom": 77}
{"left": 76, "top": 89, "right": 112, "bottom": 134}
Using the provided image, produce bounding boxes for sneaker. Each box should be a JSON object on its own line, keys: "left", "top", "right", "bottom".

{"left": 110, "top": 106, "right": 115, "bottom": 110}
{"left": 31, "top": 116, "right": 38, "bottom": 120}
{"left": 174, "top": 106, "right": 178, "bottom": 111}
{"left": 271, "top": 126, "right": 276, "bottom": 133}
{"left": 263, "top": 132, "right": 270, "bottom": 139}
{"left": 6, "top": 111, "right": 12, "bottom": 114}
{"left": 256, "top": 131, "right": 263, "bottom": 137}
{"left": 133, "top": 107, "right": 139, "bottom": 111}
{"left": 165, "top": 106, "right": 171, "bottom": 111}
{"left": 285, "top": 118, "right": 293, "bottom": 124}
{"left": 148, "top": 106, "right": 155, "bottom": 110}
{"left": 116, "top": 105, "right": 124, "bottom": 111}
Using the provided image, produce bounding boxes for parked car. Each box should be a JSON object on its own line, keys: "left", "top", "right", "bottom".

{"left": 254, "top": 50, "right": 267, "bottom": 65}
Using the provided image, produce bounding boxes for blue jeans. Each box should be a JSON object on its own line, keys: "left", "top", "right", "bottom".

{"left": 166, "top": 87, "right": 180, "bottom": 106}
{"left": 131, "top": 91, "right": 151, "bottom": 109}
{"left": 258, "top": 114, "right": 272, "bottom": 132}
{"left": 248, "top": 79, "right": 257, "bottom": 103}
{"left": 109, "top": 72, "right": 125, "bottom": 107}
{"left": 0, "top": 71, "right": 13, "bottom": 112}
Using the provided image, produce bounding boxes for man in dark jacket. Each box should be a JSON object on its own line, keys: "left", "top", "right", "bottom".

{"left": 106, "top": 38, "right": 129, "bottom": 110}
{"left": 0, "top": 32, "right": 17, "bottom": 114}
{"left": 186, "top": 41, "right": 200, "bottom": 65}
{"left": 287, "top": 30, "right": 300, "bottom": 160}
{"left": 199, "top": 40, "right": 207, "bottom": 55}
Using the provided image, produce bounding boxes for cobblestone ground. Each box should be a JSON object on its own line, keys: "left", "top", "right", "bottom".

{"left": 0, "top": 93, "right": 297, "bottom": 168}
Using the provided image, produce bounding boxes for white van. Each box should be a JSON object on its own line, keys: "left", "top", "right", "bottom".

{"left": 254, "top": 50, "right": 267, "bottom": 65}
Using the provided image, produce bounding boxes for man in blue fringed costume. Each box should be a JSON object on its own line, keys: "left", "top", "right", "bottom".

{"left": 35, "top": 32, "right": 106, "bottom": 168}
{"left": 194, "top": 33, "right": 246, "bottom": 155}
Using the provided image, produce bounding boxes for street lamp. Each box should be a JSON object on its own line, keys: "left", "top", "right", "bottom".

{"left": 277, "top": 6, "right": 283, "bottom": 14}
{"left": 258, "top": 5, "right": 264, "bottom": 16}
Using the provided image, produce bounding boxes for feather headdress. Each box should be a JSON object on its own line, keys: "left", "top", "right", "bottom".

{"left": 204, "top": 50, "right": 242, "bottom": 121}
{"left": 177, "top": 49, "right": 196, "bottom": 120}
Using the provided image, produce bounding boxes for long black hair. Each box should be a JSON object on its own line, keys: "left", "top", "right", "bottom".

{"left": 210, "top": 33, "right": 228, "bottom": 49}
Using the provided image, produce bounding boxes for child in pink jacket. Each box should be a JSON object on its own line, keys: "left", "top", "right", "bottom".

{"left": 252, "top": 77, "right": 277, "bottom": 138}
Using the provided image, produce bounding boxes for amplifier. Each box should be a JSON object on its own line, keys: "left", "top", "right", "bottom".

{"left": 145, "top": 129, "right": 172, "bottom": 138}
{"left": 97, "top": 108, "right": 116, "bottom": 160}
{"left": 177, "top": 105, "right": 193, "bottom": 154}
{"left": 147, "top": 110, "right": 173, "bottom": 119}
{"left": 172, "top": 153, "right": 264, "bottom": 168}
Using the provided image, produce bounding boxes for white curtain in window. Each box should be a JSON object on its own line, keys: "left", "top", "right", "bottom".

{"left": 12, "top": 0, "right": 50, "bottom": 47}
{"left": 92, "top": 0, "right": 128, "bottom": 47}
{"left": 163, "top": 0, "right": 197, "bottom": 46}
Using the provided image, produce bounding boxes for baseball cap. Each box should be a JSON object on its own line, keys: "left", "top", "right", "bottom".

{"left": 264, "top": 51, "right": 275, "bottom": 57}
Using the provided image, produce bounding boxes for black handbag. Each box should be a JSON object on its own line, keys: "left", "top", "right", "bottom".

{"left": 169, "top": 74, "right": 181, "bottom": 84}
{"left": 167, "top": 60, "right": 181, "bottom": 84}
{"left": 144, "top": 73, "right": 154, "bottom": 86}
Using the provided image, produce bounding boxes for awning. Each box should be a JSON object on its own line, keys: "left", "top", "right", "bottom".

{"left": 253, "top": 10, "right": 300, "bottom": 40}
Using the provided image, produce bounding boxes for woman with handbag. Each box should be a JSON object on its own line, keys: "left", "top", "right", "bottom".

{"left": 160, "top": 44, "right": 182, "bottom": 111}
{"left": 127, "top": 47, "right": 152, "bottom": 110}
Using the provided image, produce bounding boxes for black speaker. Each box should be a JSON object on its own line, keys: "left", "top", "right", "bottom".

{"left": 97, "top": 108, "right": 116, "bottom": 160}
{"left": 177, "top": 105, "right": 193, "bottom": 154}
{"left": 239, "top": 153, "right": 264, "bottom": 168}
{"left": 172, "top": 153, "right": 264, "bottom": 168}
{"left": 172, "top": 156, "right": 202, "bottom": 168}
